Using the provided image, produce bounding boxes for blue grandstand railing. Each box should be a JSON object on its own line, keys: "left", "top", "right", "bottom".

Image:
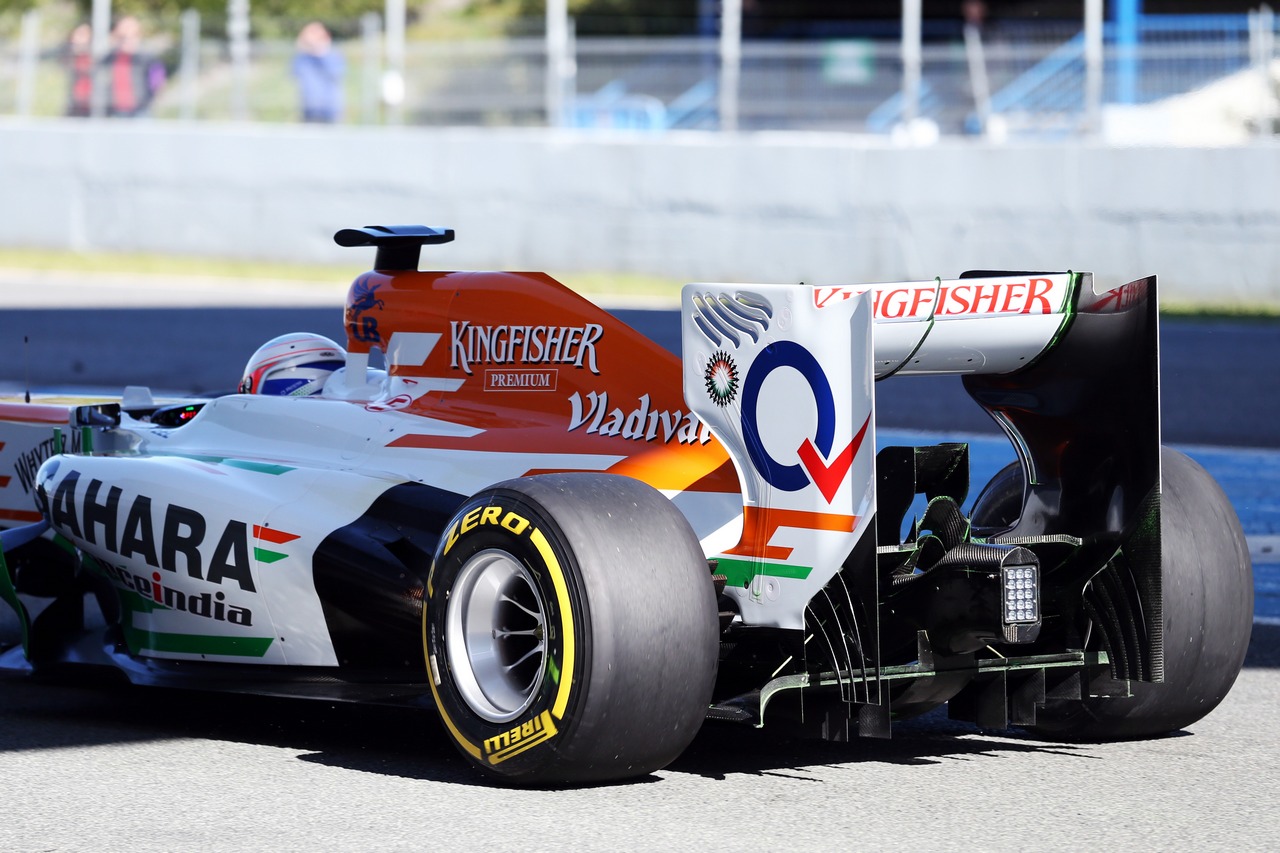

{"left": 986, "top": 31, "right": 1089, "bottom": 116}
{"left": 663, "top": 78, "right": 718, "bottom": 129}
{"left": 865, "top": 81, "right": 940, "bottom": 133}
{"left": 569, "top": 80, "right": 665, "bottom": 130}
{"left": 568, "top": 77, "right": 718, "bottom": 131}
{"left": 985, "top": 13, "right": 1268, "bottom": 126}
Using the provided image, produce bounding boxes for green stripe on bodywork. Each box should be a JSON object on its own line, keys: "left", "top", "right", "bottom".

{"left": 1023, "top": 269, "right": 1082, "bottom": 372}
{"left": 717, "top": 557, "right": 813, "bottom": 588}
{"left": 0, "top": 548, "right": 31, "bottom": 657}
{"left": 126, "top": 629, "right": 274, "bottom": 657}
{"left": 119, "top": 587, "right": 167, "bottom": 614}
{"left": 110, "top": 573, "right": 274, "bottom": 658}
{"left": 254, "top": 548, "right": 288, "bottom": 564}
{"left": 117, "top": 597, "right": 274, "bottom": 658}
{"left": 165, "top": 454, "right": 294, "bottom": 476}
{"left": 879, "top": 275, "right": 939, "bottom": 381}
{"left": 220, "top": 459, "right": 294, "bottom": 476}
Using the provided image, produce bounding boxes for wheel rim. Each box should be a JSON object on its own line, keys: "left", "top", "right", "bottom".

{"left": 445, "top": 548, "right": 547, "bottom": 723}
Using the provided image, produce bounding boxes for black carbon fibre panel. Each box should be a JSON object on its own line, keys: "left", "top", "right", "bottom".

{"left": 311, "top": 481, "right": 466, "bottom": 672}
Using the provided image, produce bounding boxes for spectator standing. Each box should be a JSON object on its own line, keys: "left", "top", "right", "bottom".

{"left": 963, "top": 0, "right": 988, "bottom": 30}
{"left": 104, "top": 16, "right": 166, "bottom": 117}
{"left": 292, "top": 22, "right": 345, "bottom": 123}
{"left": 64, "top": 23, "right": 93, "bottom": 117}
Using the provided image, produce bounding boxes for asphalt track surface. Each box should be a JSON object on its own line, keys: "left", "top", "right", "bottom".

{"left": 0, "top": 651, "right": 1277, "bottom": 852}
{"left": 2, "top": 292, "right": 1279, "bottom": 850}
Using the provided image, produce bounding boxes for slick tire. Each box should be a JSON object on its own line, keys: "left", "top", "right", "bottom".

{"left": 423, "top": 473, "right": 719, "bottom": 785}
{"left": 972, "top": 448, "right": 1254, "bottom": 739}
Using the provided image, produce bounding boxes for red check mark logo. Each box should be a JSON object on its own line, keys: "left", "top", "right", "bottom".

{"left": 796, "top": 414, "right": 872, "bottom": 503}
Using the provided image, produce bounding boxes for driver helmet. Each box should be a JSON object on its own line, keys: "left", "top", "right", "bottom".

{"left": 239, "top": 333, "right": 346, "bottom": 396}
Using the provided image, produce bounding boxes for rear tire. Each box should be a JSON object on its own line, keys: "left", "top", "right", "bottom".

{"left": 423, "top": 473, "right": 718, "bottom": 784}
{"left": 972, "top": 448, "right": 1254, "bottom": 739}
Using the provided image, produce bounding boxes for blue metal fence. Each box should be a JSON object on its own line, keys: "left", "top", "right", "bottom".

{"left": 985, "top": 14, "right": 1271, "bottom": 130}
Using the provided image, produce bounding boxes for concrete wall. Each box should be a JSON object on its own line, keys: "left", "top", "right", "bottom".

{"left": 2, "top": 119, "right": 1278, "bottom": 305}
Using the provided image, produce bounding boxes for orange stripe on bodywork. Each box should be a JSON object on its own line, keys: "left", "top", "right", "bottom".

{"left": 0, "top": 403, "right": 70, "bottom": 425}
{"left": 394, "top": 428, "right": 737, "bottom": 496}
{"left": 0, "top": 508, "right": 43, "bottom": 523}
{"left": 521, "top": 456, "right": 741, "bottom": 497}
{"left": 601, "top": 443, "right": 736, "bottom": 494}
{"left": 723, "top": 506, "right": 859, "bottom": 562}
{"left": 253, "top": 525, "right": 300, "bottom": 544}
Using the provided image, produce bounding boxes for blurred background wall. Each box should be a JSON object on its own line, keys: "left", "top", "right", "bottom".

{"left": 2, "top": 0, "right": 1279, "bottom": 303}
{"left": 3, "top": 122, "right": 1279, "bottom": 304}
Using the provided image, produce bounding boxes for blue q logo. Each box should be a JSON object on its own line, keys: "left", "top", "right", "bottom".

{"left": 740, "top": 341, "right": 869, "bottom": 503}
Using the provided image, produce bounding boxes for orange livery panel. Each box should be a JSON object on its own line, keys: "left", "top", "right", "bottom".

{"left": 343, "top": 269, "right": 737, "bottom": 496}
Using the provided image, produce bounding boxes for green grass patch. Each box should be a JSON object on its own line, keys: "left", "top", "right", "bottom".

{"left": 4, "top": 249, "right": 1274, "bottom": 314}
{"left": 0, "top": 247, "right": 683, "bottom": 299}
{"left": 546, "top": 270, "right": 683, "bottom": 300}
{"left": 1159, "top": 301, "right": 1280, "bottom": 321}
{"left": 0, "top": 247, "right": 363, "bottom": 282}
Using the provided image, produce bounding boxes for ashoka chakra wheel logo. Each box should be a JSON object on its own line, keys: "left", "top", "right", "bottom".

{"left": 704, "top": 351, "right": 739, "bottom": 406}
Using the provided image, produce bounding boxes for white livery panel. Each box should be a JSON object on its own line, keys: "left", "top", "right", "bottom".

{"left": 778, "top": 273, "right": 1075, "bottom": 378}
{"left": 683, "top": 284, "right": 878, "bottom": 630}
{"left": 680, "top": 272, "right": 1079, "bottom": 629}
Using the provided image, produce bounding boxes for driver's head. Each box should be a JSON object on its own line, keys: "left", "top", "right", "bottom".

{"left": 239, "top": 333, "right": 346, "bottom": 396}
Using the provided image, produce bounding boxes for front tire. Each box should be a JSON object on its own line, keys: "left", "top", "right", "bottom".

{"left": 424, "top": 473, "right": 718, "bottom": 784}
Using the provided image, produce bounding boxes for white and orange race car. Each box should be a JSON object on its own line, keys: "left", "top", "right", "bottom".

{"left": 0, "top": 226, "right": 1254, "bottom": 784}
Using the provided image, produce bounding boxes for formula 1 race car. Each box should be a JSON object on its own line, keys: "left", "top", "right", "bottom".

{"left": 0, "top": 226, "right": 1254, "bottom": 785}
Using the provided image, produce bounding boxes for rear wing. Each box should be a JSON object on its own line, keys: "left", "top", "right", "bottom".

{"left": 681, "top": 271, "right": 1161, "bottom": 678}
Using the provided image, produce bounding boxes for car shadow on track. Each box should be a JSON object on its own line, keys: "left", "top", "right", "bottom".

{"left": 0, "top": 678, "right": 471, "bottom": 782}
{"left": 0, "top": 676, "right": 1102, "bottom": 789}
{"left": 2, "top": 619, "right": 1271, "bottom": 789}
{"left": 310, "top": 622, "right": 1279, "bottom": 785}
{"left": 667, "top": 712, "right": 1097, "bottom": 783}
